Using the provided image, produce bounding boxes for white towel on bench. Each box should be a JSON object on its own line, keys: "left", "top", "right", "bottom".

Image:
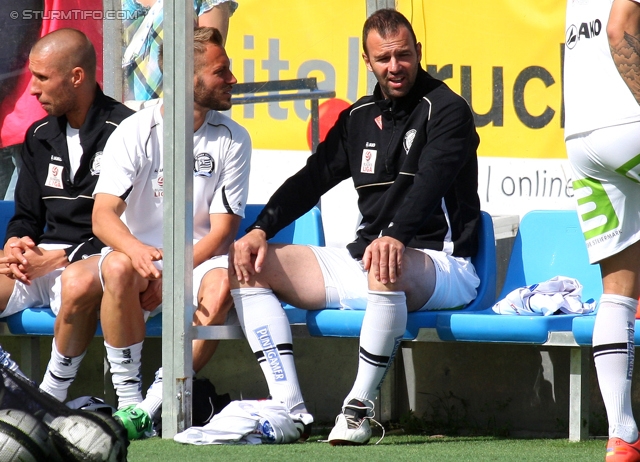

{"left": 492, "top": 276, "right": 597, "bottom": 316}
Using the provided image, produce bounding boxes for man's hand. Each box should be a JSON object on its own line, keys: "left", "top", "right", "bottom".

{"left": 0, "top": 237, "right": 32, "bottom": 281}
{"left": 0, "top": 237, "right": 66, "bottom": 284}
{"left": 13, "top": 246, "right": 65, "bottom": 283}
{"left": 230, "top": 229, "right": 268, "bottom": 283}
{"left": 128, "top": 243, "right": 163, "bottom": 280}
{"left": 140, "top": 278, "right": 162, "bottom": 311}
{"left": 363, "top": 236, "right": 405, "bottom": 284}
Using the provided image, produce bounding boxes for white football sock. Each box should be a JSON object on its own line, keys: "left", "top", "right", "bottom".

{"left": 105, "top": 341, "right": 144, "bottom": 409}
{"left": 39, "top": 339, "right": 86, "bottom": 402}
{"left": 593, "top": 294, "right": 638, "bottom": 443}
{"left": 137, "top": 367, "right": 163, "bottom": 419}
{"left": 344, "top": 290, "right": 407, "bottom": 407}
{"left": 232, "top": 287, "right": 306, "bottom": 413}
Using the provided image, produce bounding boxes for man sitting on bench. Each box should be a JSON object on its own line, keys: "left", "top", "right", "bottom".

{"left": 0, "top": 29, "right": 133, "bottom": 401}
{"left": 92, "top": 27, "right": 251, "bottom": 440}
{"left": 230, "top": 9, "right": 481, "bottom": 446}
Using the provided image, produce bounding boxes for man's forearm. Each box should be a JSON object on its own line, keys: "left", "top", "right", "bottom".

{"left": 609, "top": 0, "right": 640, "bottom": 104}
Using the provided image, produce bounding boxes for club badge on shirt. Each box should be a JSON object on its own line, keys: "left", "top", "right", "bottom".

{"left": 404, "top": 129, "right": 416, "bottom": 154}
{"left": 194, "top": 153, "right": 214, "bottom": 177}
{"left": 45, "top": 163, "right": 64, "bottom": 189}
{"left": 361, "top": 149, "right": 377, "bottom": 174}
{"left": 90, "top": 151, "right": 103, "bottom": 176}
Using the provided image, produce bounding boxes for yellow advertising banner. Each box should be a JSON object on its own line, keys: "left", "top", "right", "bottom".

{"left": 227, "top": 0, "right": 574, "bottom": 240}
{"left": 225, "top": 1, "right": 368, "bottom": 151}
{"left": 403, "top": 0, "right": 567, "bottom": 160}
{"left": 226, "top": 0, "right": 567, "bottom": 160}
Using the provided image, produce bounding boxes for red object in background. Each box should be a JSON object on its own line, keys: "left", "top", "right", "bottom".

{"left": 0, "top": 0, "right": 104, "bottom": 148}
{"left": 306, "top": 98, "right": 351, "bottom": 151}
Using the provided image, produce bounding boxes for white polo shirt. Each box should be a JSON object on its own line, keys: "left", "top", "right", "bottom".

{"left": 94, "top": 103, "right": 251, "bottom": 248}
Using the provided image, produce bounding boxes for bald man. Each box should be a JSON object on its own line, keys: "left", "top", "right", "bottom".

{"left": 0, "top": 28, "right": 133, "bottom": 401}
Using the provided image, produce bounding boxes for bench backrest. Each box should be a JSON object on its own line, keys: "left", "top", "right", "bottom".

{"left": 239, "top": 204, "right": 325, "bottom": 246}
{"left": 0, "top": 200, "right": 15, "bottom": 244}
{"left": 499, "top": 209, "right": 602, "bottom": 303}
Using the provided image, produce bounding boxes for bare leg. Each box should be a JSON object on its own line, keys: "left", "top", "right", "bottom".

{"left": 100, "top": 250, "right": 150, "bottom": 408}
{"left": 192, "top": 268, "right": 234, "bottom": 373}
{"left": 100, "top": 251, "right": 148, "bottom": 347}
{"left": 54, "top": 256, "right": 102, "bottom": 356}
{"left": 40, "top": 257, "right": 102, "bottom": 401}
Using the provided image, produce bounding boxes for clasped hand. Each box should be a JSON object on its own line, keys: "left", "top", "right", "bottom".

{"left": 0, "top": 237, "right": 60, "bottom": 284}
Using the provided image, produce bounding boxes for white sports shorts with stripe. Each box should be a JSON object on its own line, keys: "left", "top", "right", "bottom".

{"left": 309, "top": 245, "right": 479, "bottom": 311}
{"left": 566, "top": 121, "right": 640, "bottom": 264}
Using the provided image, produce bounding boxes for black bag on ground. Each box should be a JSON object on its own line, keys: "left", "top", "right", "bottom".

{"left": 192, "top": 377, "right": 231, "bottom": 426}
{"left": 0, "top": 363, "right": 128, "bottom": 461}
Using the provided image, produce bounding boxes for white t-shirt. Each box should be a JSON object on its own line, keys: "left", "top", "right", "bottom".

{"left": 94, "top": 103, "right": 251, "bottom": 248}
{"left": 564, "top": 0, "right": 640, "bottom": 138}
{"left": 66, "top": 124, "right": 82, "bottom": 182}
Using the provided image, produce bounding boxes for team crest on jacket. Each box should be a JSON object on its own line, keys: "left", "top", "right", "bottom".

{"left": 194, "top": 153, "right": 214, "bottom": 177}
{"left": 90, "top": 151, "right": 103, "bottom": 176}
{"left": 403, "top": 129, "right": 416, "bottom": 154}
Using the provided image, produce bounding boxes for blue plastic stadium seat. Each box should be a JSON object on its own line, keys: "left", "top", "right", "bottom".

{"left": 0, "top": 200, "right": 14, "bottom": 244}
{"left": 306, "top": 211, "right": 497, "bottom": 339}
{"left": 436, "top": 210, "right": 603, "bottom": 344}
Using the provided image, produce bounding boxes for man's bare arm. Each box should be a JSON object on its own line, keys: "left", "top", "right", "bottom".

{"left": 609, "top": 0, "right": 640, "bottom": 104}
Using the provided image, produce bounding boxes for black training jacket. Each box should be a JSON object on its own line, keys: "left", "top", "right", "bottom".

{"left": 249, "top": 67, "right": 481, "bottom": 260}
{"left": 5, "top": 87, "right": 134, "bottom": 262}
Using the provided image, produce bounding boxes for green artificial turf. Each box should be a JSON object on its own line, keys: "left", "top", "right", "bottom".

{"left": 127, "top": 434, "right": 605, "bottom": 461}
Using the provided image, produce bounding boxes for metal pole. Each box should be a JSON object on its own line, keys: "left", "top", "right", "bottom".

{"left": 102, "top": 0, "right": 123, "bottom": 100}
{"left": 162, "top": 1, "right": 194, "bottom": 438}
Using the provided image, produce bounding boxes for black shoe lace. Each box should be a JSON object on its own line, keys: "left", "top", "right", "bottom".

{"left": 342, "top": 398, "right": 385, "bottom": 444}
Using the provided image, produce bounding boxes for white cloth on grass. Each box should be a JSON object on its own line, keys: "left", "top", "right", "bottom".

{"left": 173, "top": 400, "right": 313, "bottom": 445}
{"left": 492, "top": 276, "right": 597, "bottom": 316}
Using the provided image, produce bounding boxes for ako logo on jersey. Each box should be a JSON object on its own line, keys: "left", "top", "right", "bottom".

{"left": 565, "top": 18, "right": 602, "bottom": 50}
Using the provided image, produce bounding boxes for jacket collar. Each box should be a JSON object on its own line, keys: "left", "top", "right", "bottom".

{"left": 373, "top": 66, "right": 432, "bottom": 118}
{"left": 33, "top": 85, "right": 110, "bottom": 144}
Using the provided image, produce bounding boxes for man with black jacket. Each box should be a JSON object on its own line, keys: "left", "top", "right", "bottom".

{"left": 0, "top": 29, "right": 133, "bottom": 402}
{"left": 230, "top": 9, "right": 481, "bottom": 445}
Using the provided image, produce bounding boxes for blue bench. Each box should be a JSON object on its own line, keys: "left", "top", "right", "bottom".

{"left": 434, "top": 210, "right": 602, "bottom": 441}
{"left": 1, "top": 201, "right": 604, "bottom": 440}
{"left": 435, "top": 210, "right": 601, "bottom": 344}
{"left": 0, "top": 202, "right": 324, "bottom": 369}
{"left": 0, "top": 203, "right": 325, "bottom": 335}
{"left": 306, "top": 209, "right": 603, "bottom": 441}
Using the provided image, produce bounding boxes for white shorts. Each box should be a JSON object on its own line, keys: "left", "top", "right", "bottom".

{"left": 308, "top": 245, "right": 479, "bottom": 311}
{"left": 0, "top": 243, "right": 70, "bottom": 318}
{"left": 566, "top": 121, "right": 640, "bottom": 264}
{"left": 98, "top": 247, "right": 228, "bottom": 314}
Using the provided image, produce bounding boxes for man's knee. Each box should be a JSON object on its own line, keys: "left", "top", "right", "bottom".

{"left": 61, "top": 264, "right": 101, "bottom": 301}
{"left": 101, "top": 252, "right": 137, "bottom": 287}
{"left": 367, "top": 270, "right": 402, "bottom": 292}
